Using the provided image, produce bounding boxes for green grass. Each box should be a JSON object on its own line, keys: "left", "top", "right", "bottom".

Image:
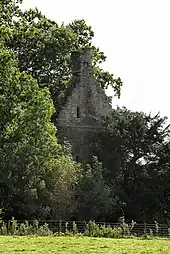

{"left": 0, "top": 236, "right": 169, "bottom": 253}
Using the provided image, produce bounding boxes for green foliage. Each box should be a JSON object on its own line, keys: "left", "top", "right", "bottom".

{"left": 0, "top": 1, "right": 169, "bottom": 225}
{"left": 119, "top": 216, "right": 136, "bottom": 236}
{"left": 56, "top": 221, "right": 78, "bottom": 236}
{"left": 0, "top": 44, "right": 73, "bottom": 219}
{"left": 0, "top": 1, "right": 22, "bottom": 27}
{"left": 149, "top": 229, "right": 154, "bottom": 238}
{"left": 0, "top": 218, "right": 52, "bottom": 236}
{"left": 72, "top": 221, "right": 78, "bottom": 235}
{"left": 10, "top": 217, "right": 18, "bottom": 235}
{"left": 97, "top": 107, "right": 170, "bottom": 222}
{"left": 155, "top": 221, "right": 159, "bottom": 237}
{"left": 37, "top": 223, "right": 53, "bottom": 236}
{"left": 0, "top": 47, "right": 50, "bottom": 217}
{"left": 0, "top": 219, "right": 122, "bottom": 238}
{"left": 75, "top": 157, "right": 118, "bottom": 221}
{"left": 44, "top": 155, "right": 82, "bottom": 220}
{"left": 0, "top": 220, "right": 8, "bottom": 235}
{"left": 1, "top": 2, "right": 122, "bottom": 118}
{"left": 0, "top": 218, "right": 169, "bottom": 239}
{"left": 84, "top": 220, "right": 123, "bottom": 238}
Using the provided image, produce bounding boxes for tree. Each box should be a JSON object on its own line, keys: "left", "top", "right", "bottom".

{"left": 74, "top": 157, "right": 119, "bottom": 221}
{"left": 0, "top": 1, "right": 124, "bottom": 221}
{"left": 0, "top": 43, "right": 61, "bottom": 219}
{"left": 44, "top": 155, "right": 82, "bottom": 220}
{"left": 1, "top": 1, "right": 122, "bottom": 119}
{"left": 0, "top": 0, "right": 22, "bottom": 26}
{"left": 97, "top": 107, "right": 170, "bottom": 222}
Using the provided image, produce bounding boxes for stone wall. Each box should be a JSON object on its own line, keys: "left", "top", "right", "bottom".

{"left": 58, "top": 48, "right": 112, "bottom": 162}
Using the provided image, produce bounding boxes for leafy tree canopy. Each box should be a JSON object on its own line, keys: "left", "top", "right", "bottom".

{"left": 97, "top": 107, "right": 170, "bottom": 222}
{"left": 0, "top": 40, "right": 69, "bottom": 219}
{"left": 1, "top": 0, "right": 123, "bottom": 118}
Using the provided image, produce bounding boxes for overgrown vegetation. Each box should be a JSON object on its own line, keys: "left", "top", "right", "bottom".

{"left": 0, "top": 0, "right": 169, "bottom": 225}
{"left": 0, "top": 218, "right": 169, "bottom": 238}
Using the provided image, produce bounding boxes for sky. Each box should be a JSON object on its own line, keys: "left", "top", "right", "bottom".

{"left": 21, "top": 0, "right": 170, "bottom": 120}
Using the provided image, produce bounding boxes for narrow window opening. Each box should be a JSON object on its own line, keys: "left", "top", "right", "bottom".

{"left": 75, "top": 155, "right": 79, "bottom": 162}
{"left": 77, "top": 107, "right": 80, "bottom": 118}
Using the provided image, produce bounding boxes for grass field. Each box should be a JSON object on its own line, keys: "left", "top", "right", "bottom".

{"left": 0, "top": 236, "right": 169, "bottom": 253}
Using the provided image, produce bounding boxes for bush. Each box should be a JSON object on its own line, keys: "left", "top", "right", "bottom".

{"left": 37, "top": 223, "right": 53, "bottom": 236}
{"left": 0, "top": 222, "right": 8, "bottom": 235}
{"left": 84, "top": 220, "right": 123, "bottom": 238}
{"left": 0, "top": 218, "right": 52, "bottom": 236}
{"left": 119, "top": 216, "right": 136, "bottom": 236}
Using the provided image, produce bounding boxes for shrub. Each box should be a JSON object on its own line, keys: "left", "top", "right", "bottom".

{"left": 37, "top": 223, "right": 53, "bottom": 236}
{"left": 0, "top": 218, "right": 52, "bottom": 236}
{"left": 72, "top": 221, "right": 78, "bottom": 235}
{"left": 0, "top": 222, "right": 7, "bottom": 235}
{"left": 84, "top": 220, "right": 122, "bottom": 238}
{"left": 10, "top": 217, "right": 18, "bottom": 235}
{"left": 119, "top": 216, "right": 136, "bottom": 236}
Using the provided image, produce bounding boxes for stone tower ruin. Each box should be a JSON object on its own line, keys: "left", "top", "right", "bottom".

{"left": 58, "top": 48, "right": 112, "bottom": 162}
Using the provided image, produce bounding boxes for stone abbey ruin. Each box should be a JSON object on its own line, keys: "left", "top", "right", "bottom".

{"left": 58, "top": 48, "right": 112, "bottom": 162}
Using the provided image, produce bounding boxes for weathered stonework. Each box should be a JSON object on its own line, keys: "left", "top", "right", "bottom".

{"left": 58, "top": 48, "right": 112, "bottom": 162}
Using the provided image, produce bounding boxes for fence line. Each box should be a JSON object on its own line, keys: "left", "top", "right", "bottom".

{"left": 1, "top": 219, "right": 170, "bottom": 237}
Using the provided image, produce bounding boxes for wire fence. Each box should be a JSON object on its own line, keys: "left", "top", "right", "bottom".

{"left": 1, "top": 220, "right": 170, "bottom": 238}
